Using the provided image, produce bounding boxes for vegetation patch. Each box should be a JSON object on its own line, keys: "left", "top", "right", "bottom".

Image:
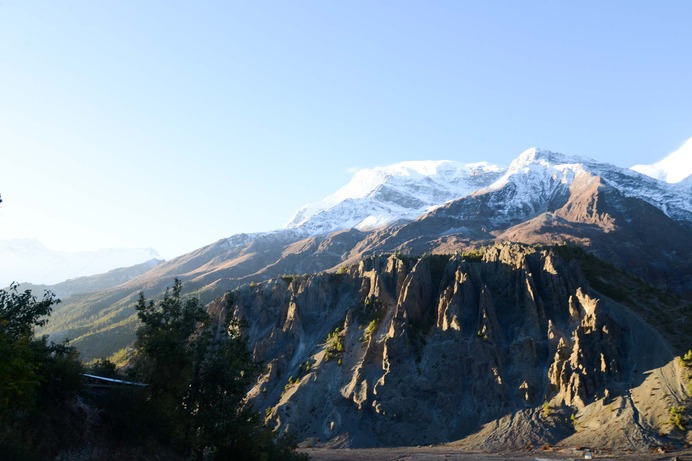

{"left": 679, "top": 350, "right": 692, "bottom": 396}
{"left": 280, "top": 274, "right": 298, "bottom": 283}
{"left": 0, "top": 280, "right": 307, "bottom": 460}
{"left": 669, "top": 405, "right": 687, "bottom": 431}
{"left": 460, "top": 247, "right": 485, "bottom": 262}
{"left": 324, "top": 326, "right": 345, "bottom": 364}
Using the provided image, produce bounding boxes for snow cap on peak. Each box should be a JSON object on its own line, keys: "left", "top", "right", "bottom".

{"left": 285, "top": 158, "right": 503, "bottom": 232}
{"left": 509, "top": 147, "right": 541, "bottom": 168}
{"left": 336, "top": 160, "right": 500, "bottom": 200}
{"left": 631, "top": 137, "right": 692, "bottom": 183}
{"left": 507, "top": 147, "right": 593, "bottom": 172}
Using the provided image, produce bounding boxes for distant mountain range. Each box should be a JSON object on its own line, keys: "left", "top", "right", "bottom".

{"left": 13, "top": 258, "right": 163, "bottom": 300}
{"left": 288, "top": 143, "right": 691, "bottom": 238}
{"left": 0, "top": 239, "right": 161, "bottom": 287}
{"left": 8, "top": 140, "right": 689, "bottom": 289}
{"left": 30, "top": 142, "right": 692, "bottom": 450}
{"left": 38, "top": 144, "right": 692, "bottom": 356}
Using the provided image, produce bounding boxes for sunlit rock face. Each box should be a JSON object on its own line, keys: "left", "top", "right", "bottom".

{"left": 217, "top": 243, "right": 689, "bottom": 449}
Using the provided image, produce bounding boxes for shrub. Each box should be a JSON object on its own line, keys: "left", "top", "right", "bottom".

{"left": 670, "top": 406, "right": 687, "bottom": 431}
{"left": 325, "top": 327, "right": 345, "bottom": 365}
{"left": 280, "top": 274, "right": 297, "bottom": 282}
{"left": 682, "top": 350, "right": 692, "bottom": 367}
{"left": 542, "top": 401, "right": 551, "bottom": 417}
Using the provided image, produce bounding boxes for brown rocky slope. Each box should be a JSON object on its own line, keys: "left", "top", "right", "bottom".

{"left": 41, "top": 164, "right": 691, "bottom": 361}
{"left": 215, "top": 243, "right": 691, "bottom": 450}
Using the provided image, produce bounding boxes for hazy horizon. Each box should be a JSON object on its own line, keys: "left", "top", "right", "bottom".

{"left": 2, "top": 1, "right": 691, "bottom": 259}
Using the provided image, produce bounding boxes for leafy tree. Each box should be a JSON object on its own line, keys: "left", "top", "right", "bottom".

{"left": 0, "top": 283, "right": 84, "bottom": 459}
{"left": 133, "top": 279, "right": 306, "bottom": 460}
{"left": 0, "top": 283, "right": 61, "bottom": 417}
{"left": 86, "top": 358, "right": 119, "bottom": 378}
{"left": 133, "top": 278, "right": 208, "bottom": 446}
{"left": 0, "top": 282, "right": 57, "bottom": 339}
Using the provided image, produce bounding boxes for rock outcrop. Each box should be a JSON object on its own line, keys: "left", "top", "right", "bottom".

{"left": 224, "top": 243, "right": 690, "bottom": 449}
{"left": 41, "top": 150, "right": 692, "bottom": 361}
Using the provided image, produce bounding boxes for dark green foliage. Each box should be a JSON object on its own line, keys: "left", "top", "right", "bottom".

{"left": 86, "top": 358, "right": 119, "bottom": 378}
{"left": 0, "top": 282, "right": 57, "bottom": 339}
{"left": 133, "top": 279, "right": 209, "bottom": 446}
{"left": 393, "top": 251, "right": 418, "bottom": 268}
{"left": 356, "top": 295, "right": 386, "bottom": 344}
{"left": 670, "top": 405, "right": 687, "bottom": 431}
{"left": 460, "top": 247, "right": 485, "bottom": 262}
{"left": 324, "top": 326, "right": 344, "bottom": 363}
{"left": 424, "top": 253, "right": 451, "bottom": 288}
{"left": 131, "top": 279, "right": 306, "bottom": 460}
{"left": 356, "top": 295, "right": 385, "bottom": 325}
{"left": 682, "top": 350, "right": 692, "bottom": 368}
{"left": 0, "top": 284, "right": 85, "bottom": 460}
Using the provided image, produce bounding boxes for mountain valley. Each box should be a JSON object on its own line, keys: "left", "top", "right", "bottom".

{"left": 28, "top": 146, "right": 692, "bottom": 451}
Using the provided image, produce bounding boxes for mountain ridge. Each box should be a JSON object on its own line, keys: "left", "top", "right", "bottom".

{"left": 228, "top": 243, "right": 690, "bottom": 449}
{"left": 286, "top": 159, "right": 503, "bottom": 235}
{"left": 37, "top": 145, "right": 692, "bottom": 362}
{"left": 286, "top": 147, "right": 692, "bottom": 239}
{"left": 26, "top": 144, "right": 692, "bottom": 453}
{"left": 0, "top": 238, "right": 162, "bottom": 287}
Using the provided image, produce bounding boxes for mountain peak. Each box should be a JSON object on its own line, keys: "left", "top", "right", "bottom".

{"left": 284, "top": 144, "right": 692, "bottom": 238}
{"left": 285, "top": 159, "right": 503, "bottom": 234}
{"left": 508, "top": 147, "right": 594, "bottom": 172}
{"left": 328, "top": 159, "right": 502, "bottom": 202}
{"left": 631, "top": 137, "right": 692, "bottom": 183}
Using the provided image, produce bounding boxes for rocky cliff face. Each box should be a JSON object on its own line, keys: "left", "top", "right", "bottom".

{"left": 41, "top": 148, "right": 692, "bottom": 362}
{"left": 222, "top": 243, "right": 690, "bottom": 449}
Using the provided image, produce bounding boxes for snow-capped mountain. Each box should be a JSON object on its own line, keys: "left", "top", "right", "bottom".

{"left": 631, "top": 137, "right": 692, "bottom": 183}
{"left": 285, "top": 160, "right": 503, "bottom": 235}
{"left": 481, "top": 147, "right": 692, "bottom": 224}
{"left": 46, "top": 143, "right": 692, "bottom": 362}
{"left": 284, "top": 147, "right": 692, "bottom": 239}
{"left": 0, "top": 239, "right": 162, "bottom": 286}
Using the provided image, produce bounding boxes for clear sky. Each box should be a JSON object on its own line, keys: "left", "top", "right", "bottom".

{"left": 1, "top": 1, "right": 691, "bottom": 259}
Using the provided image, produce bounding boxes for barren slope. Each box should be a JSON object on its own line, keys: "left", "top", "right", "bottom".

{"left": 213, "top": 243, "right": 691, "bottom": 449}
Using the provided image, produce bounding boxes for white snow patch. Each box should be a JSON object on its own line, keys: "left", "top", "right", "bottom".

{"left": 631, "top": 137, "right": 692, "bottom": 183}
{"left": 285, "top": 159, "right": 503, "bottom": 235}
{"left": 284, "top": 145, "right": 692, "bottom": 238}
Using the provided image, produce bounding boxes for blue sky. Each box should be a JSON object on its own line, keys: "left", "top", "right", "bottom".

{"left": 1, "top": 1, "right": 691, "bottom": 259}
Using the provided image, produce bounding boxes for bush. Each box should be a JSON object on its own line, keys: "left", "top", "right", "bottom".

{"left": 670, "top": 406, "right": 687, "bottom": 431}
{"left": 325, "top": 327, "right": 345, "bottom": 364}
{"left": 682, "top": 350, "right": 692, "bottom": 367}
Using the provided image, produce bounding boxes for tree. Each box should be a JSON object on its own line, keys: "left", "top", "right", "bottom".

{"left": 0, "top": 283, "right": 84, "bottom": 459}
{"left": 133, "top": 279, "right": 306, "bottom": 460}
{"left": 133, "top": 278, "right": 208, "bottom": 447}
{"left": 0, "top": 282, "right": 57, "bottom": 339}
{"left": 184, "top": 294, "right": 259, "bottom": 458}
{"left": 0, "top": 283, "right": 61, "bottom": 417}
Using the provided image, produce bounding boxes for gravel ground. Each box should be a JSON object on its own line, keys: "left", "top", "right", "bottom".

{"left": 300, "top": 447, "right": 692, "bottom": 461}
